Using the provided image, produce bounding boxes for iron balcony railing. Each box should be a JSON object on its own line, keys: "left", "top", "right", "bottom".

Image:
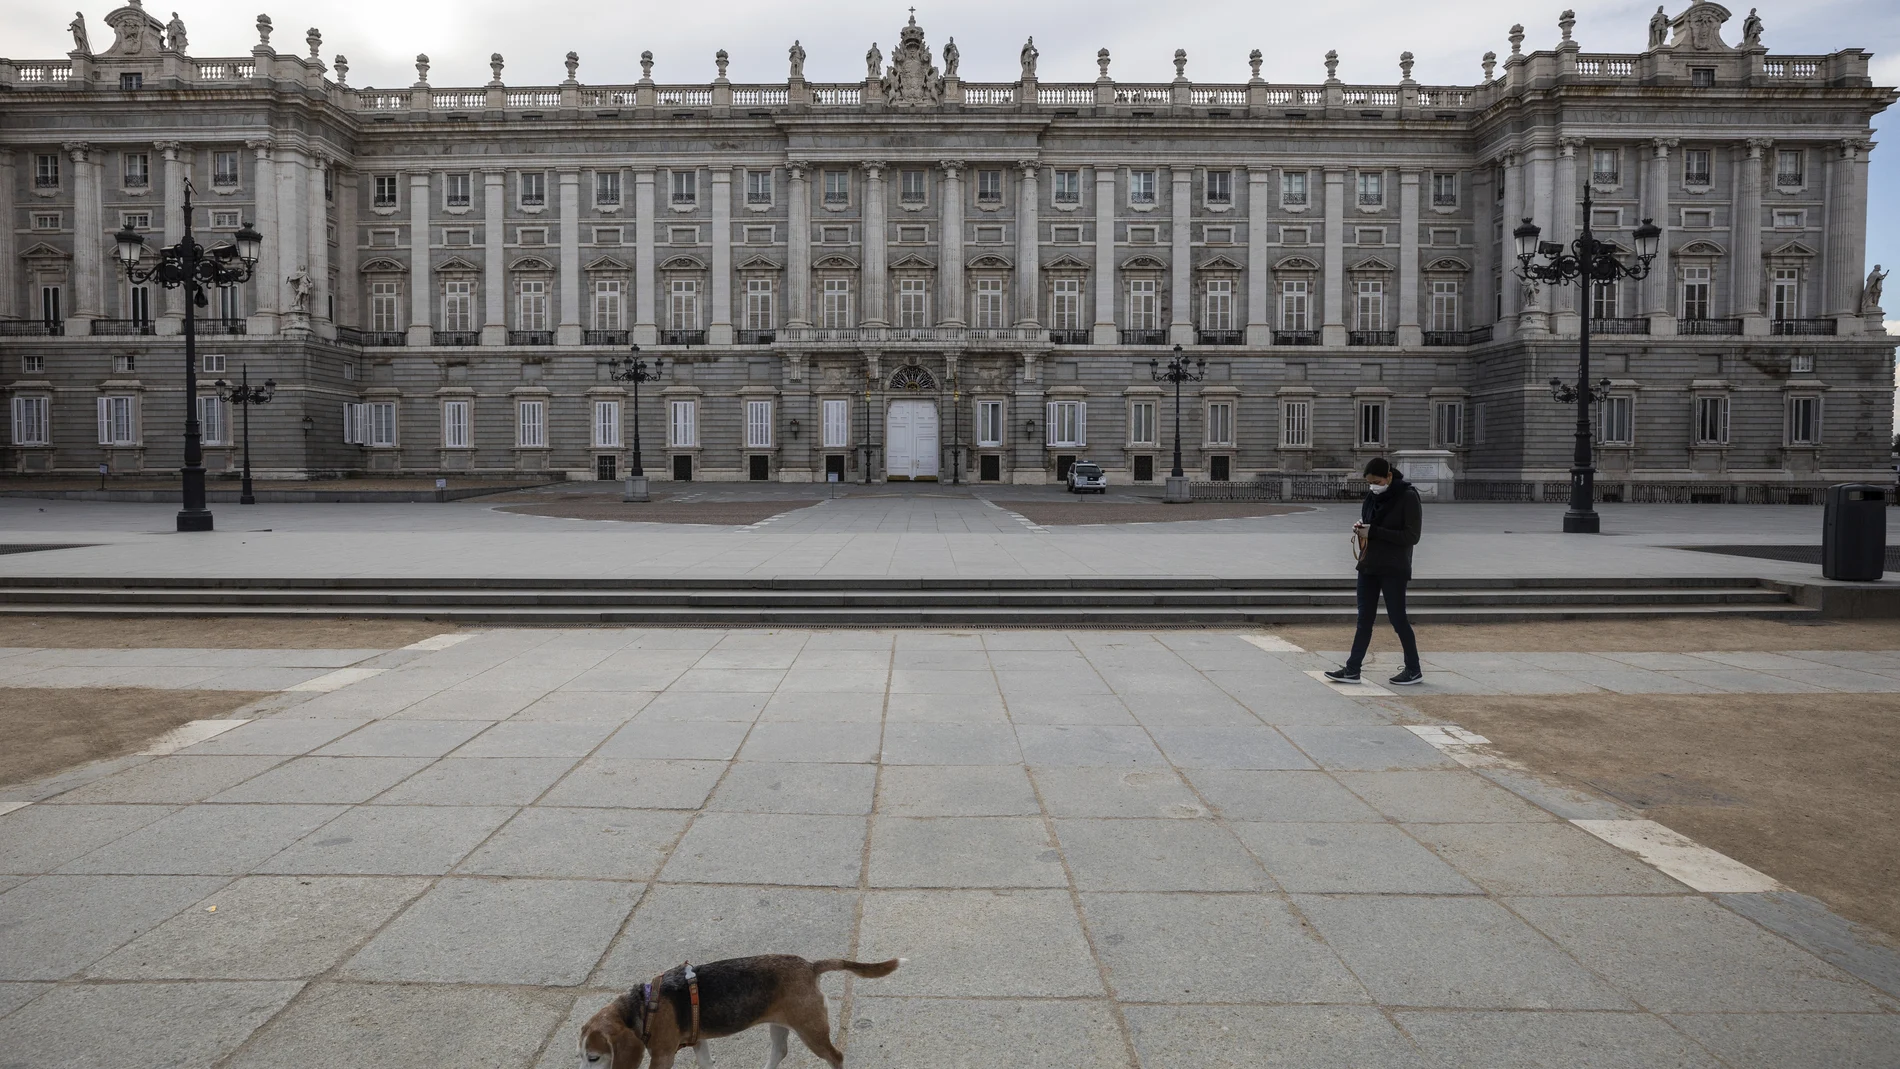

{"left": 661, "top": 329, "right": 707, "bottom": 346}
{"left": 736, "top": 329, "right": 777, "bottom": 345}
{"left": 1048, "top": 329, "right": 1090, "bottom": 345}
{"left": 1590, "top": 317, "right": 1649, "bottom": 335}
{"left": 361, "top": 331, "right": 407, "bottom": 346}
{"left": 1771, "top": 318, "right": 1835, "bottom": 336}
{"left": 1274, "top": 330, "right": 1319, "bottom": 346}
{"left": 1422, "top": 327, "right": 1492, "bottom": 346}
{"left": 91, "top": 319, "right": 154, "bottom": 336}
{"left": 1348, "top": 330, "right": 1396, "bottom": 346}
{"left": 508, "top": 330, "right": 554, "bottom": 345}
{"left": 198, "top": 318, "right": 247, "bottom": 336}
{"left": 1120, "top": 328, "right": 1167, "bottom": 345}
{"left": 433, "top": 330, "right": 480, "bottom": 346}
{"left": 1195, "top": 329, "right": 1243, "bottom": 346}
{"left": 0, "top": 321, "right": 63, "bottom": 336}
{"left": 584, "top": 329, "right": 630, "bottom": 345}
{"left": 1680, "top": 317, "right": 1742, "bottom": 336}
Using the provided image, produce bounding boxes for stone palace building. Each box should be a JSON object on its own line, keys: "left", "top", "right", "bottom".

{"left": 1, "top": 2, "right": 1895, "bottom": 496}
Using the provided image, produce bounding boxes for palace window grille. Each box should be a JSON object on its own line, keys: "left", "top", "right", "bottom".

{"left": 1281, "top": 170, "right": 1307, "bottom": 206}
{"left": 900, "top": 169, "right": 927, "bottom": 203}
{"left": 373, "top": 175, "right": 399, "bottom": 207}
{"left": 123, "top": 153, "right": 149, "bottom": 188}
{"left": 1053, "top": 169, "right": 1081, "bottom": 204}
{"left": 890, "top": 366, "right": 937, "bottom": 391}
{"left": 746, "top": 170, "right": 772, "bottom": 205}
{"left": 1431, "top": 172, "right": 1458, "bottom": 206}
{"left": 1776, "top": 149, "right": 1804, "bottom": 187}
{"left": 35, "top": 154, "right": 60, "bottom": 188}
{"left": 213, "top": 150, "right": 240, "bottom": 186}
{"left": 670, "top": 170, "right": 697, "bottom": 204}
{"left": 1205, "top": 169, "right": 1232, "bottom": 204}
{"left": 520, "top": 172, "right": 547, "bottom": 206}
{"left": 1356, "top": 170, "right": 1383, "bottom": 206}
{"left": 1129, "top": 170, "right": 1157, "bottom": 205}
{"left": 1592, "top": 149, "right": 1619, "bottom": 185}
{"left": 823, "top": 170, "right": 848, "bottom": 205}
{"left": 977, "top": 169, "right": 1003, "bottom": 203}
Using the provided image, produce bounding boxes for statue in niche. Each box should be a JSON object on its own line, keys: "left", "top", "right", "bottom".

{"left": 1020, "top": 36, "right": 1038, "bottom": 79}
{"left": 1648, "top": 6, "right": 1669, "bottom": 49}
{"left": 788, "top": 40, "right": 805, "bottom": 80}
{"left": 1742, "top": 8, "right": 1764, "bottom": 47}
{"left": 942, "top": 37, "right": 958, "bottom": 79}
{"left": 166, "top": 12, "right": 187, "bottom": 52}
{"left": 287, "top": 267, "right": 314, "bottom": 313}
{"left": 1864, "top": 265, "right": 1888, "bottom": 313}
{"left": 866, "top": 42, "right": 881, "bottom": 81}
{"left": 881, "top": 13, "right": 941, "bottom": 105}
{"left": 69, "top": 12, "right": 91, "bottom": 54}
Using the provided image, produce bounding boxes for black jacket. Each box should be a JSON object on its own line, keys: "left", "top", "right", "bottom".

{"left": 1357, "top": 476, "right": 1424, "bottom": 577}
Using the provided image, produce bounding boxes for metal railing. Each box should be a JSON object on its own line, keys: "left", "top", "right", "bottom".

{"left": 1119, "top": 328, "right": 1167, "bottom": 345}
{"left": 660, "top": 329, "right": 706, "bottom": 346}
{"left": 1771, "top": 318, "right": 1835, "bottom": 336}
{"left": 1590, "top": 317, "right": 1649, "bottom": 334}
{"left": 1274, "top": 330, "right": 1318, "bottom": 346}
{"left": 584, "top": 329, "right": 630, "bottom": 345}
{"left": 508, "top": 330, "right": 554, "bottom": 345}
{"left": 198, "top": 318, "right": 247, "bottom": 336}
{"left": 1195, "top": 329, "right": 1243, "bottom": 346}
{"left": 1422, "top": 327, "right": 1491, "bottom": 346}
{"left": 433, "top": 330, "right": 480, "bottom": 346}
{"left": 736, "top": 329, "right": 776, "bottom": 345}
{"left": 361, "top": 331, "right": 406, "bottom": 346}
{"left": 0, "top": 321, "right": 61, "bottom": 336}
{"left": 1048, "top": 329, "right": 1090, "bottom": 345}
{"left": 1348, "top": 330, "right": 1396, "bottom": 346}
{"left": 91, "top": 319, "right": 154, "bottom": 336}
{"left": 1776, "top": 172, "right": 1804, "bottom": 187}
{"left": 1680, "top": 317, "right": 1741, "bottom": 336}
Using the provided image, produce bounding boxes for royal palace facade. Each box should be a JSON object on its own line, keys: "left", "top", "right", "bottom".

{"left": 1, "top": 3, "right": 1895, "bottom": 494}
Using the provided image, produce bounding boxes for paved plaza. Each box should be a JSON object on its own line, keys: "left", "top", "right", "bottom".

{"left": 3, "top": 625, "right": 1899, "bottom": 1068}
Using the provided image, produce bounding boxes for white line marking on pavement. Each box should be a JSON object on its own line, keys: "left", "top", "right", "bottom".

{"left": 287, "top": 667, "right": 387, "bottom": 692}
{"left": 402, "top": 632, "right": 476, "bottom": 652}
{"left": 1305, "top": 669, "right": 1392, "bottom": 696}
{"left": 1239, "top": 633, "right": 1305, "bottom": 653}
{"left": 1572, "top": 818, "right": 1786, "bottom": 893}
{"left": 136, "top": 718, "right": 252, "bottom": 756}
{"left": 976, "top": 497, "right": 1047, "bottom": 533}
{"left": 0, "top": 799, "right": 31, "bottom": 818}
{"left": 1403, "top": 723, "right": 1524, "bottom": 769}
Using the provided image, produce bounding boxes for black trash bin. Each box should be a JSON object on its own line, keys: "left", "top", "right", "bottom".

{"left": 1822, "top": 483, "right": 1887, "bottom": 581}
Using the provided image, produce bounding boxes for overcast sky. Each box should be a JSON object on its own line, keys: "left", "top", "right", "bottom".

{"left": 7, "top": 0, "right": 1899, "bottom": 283}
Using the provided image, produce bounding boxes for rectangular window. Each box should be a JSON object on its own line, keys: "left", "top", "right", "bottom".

{"left": 1205, "top": 169, "right": 1232, "bottom": 205}
{"left": 1431, "top": 172, "right": 1458, "bottom": 207}
{"left": 517, "top": 279, "right": 548, "bottom": 331}
{"left": 1129, "top": 170, "right": 1156, "bottom": 205}
{"left": 1281, "top": 280, "right": 1310, "bottom": 331}
{"left": 1282, "top": 400, "right": 1311, "bottom": 447}
{"left": 1281, "top": 170, "right": 1307, "bottom": 206}
{"left": 745, "top": 169, "right": 772, "bottom": 205}
{"left": 977, "top": 168, "right": 1003, "bottom": 203}
{"left": 1773, "top": 210, "right": 1803, "bottom": 229}
{"left": 670, "top": 279, "right": 700, "bottom": 330}
{"left": 1690, "top": 66, "right": 1715, "bottom": 87}
{"left": 1206, "top": 402, "right": 1234, "bottom": 446}
{"left": 212, "top": 150, "right": 240, "bottom": 186}
{"left": 1434, "top": 401, "right": 1464, "bottom": 447}
{"left": 122, "top": 212, "right": 152, "bottom": 231}
{"left": 1053, "top": 169, "right": 1081, "bottom": 204}
{"left": 445, "top": 172, "right": 471, "bottom": 208}
{"left": 98, "top": 396, "right": 137, "bottom": 445}
{"left": 1356, "top": 170, "right": 1384, "bottom": 206}
{"left": 210, "top": 210, "right": 241, "bottom": 229}
{"left": 12, "top": 397, "right": 50, "bottom": 446}
{"left": 520, "top": 171, "right": 547, "bottom": 206}
{"left": 898, "top": 278, "right": 929, "bottom": 329}
{"left": 670, "top": 400, "right": 697, "bottom": 447}
{"left": 900, "top": 169, "right": 927, "bottom": 204}
{"left": 746, "top": 279, "right": 775, "bottom": 330}
{"left": 977, "top": 400, "right": 1003, "bottom": 446}
{"left": 1046, "top": 401, "right": 1086, "bottom": 447}
{"left": 1787, "top": 395, "right": 1820, "bottom": 446}
{"left": 443, "top": 400, "right": 471, "bottom": 448}
{"left": 1592, "top": 148, "right": 1619, "bottom": 185}
{"left": 975, "top": 278, "right": 1006, "bottom": 329}
{"left": 217, "top": 285, "right": 241, "bottom": 323}
{"left": 823, "top": 170, "right": 848, "bottom": 205}
{"left": 745, "top": 400, "right": 773, "bottom": 449}
{"left": 1051, "top": 279, "right": 1082, "bottom": 331}
{"left": 1358, "top": 400, "right": 1386, "bottom": 447}
{"left": 1429, "top": 281, "right": 1460, "bottom": 331}
{"left": 595, "top": 171, "right": 622, "bottom": 206}
{"left": 1203, "top": 279, "right": 1234, "bottom": 331}
{"left": 1680, "top": 266, "right": 1712, "bottom": 320}
{"left": 373, "top": 174, "right": 399, "bottom": 207}
{"left": 114, "top": 354, "right": 137, "bottom": 374}
{"left": 1771, "top": 268, "right": 1799, "bottom": 321}
{"left": 1355, "top": 280, "right": 1385, "bottom": 331}
{"left": 669, "top": 169, "right": 697, "bottom": 205}
{"left": 1591, "top": 279, "right": 1619, "bottom": 319}
{"left": 594, "top": 279, "right": 624, "bottom": 330}
{"left": 35, "top": 153, "right": 61, "bottom": 189}
{"left": 370, "top": 282, "right": 400, "bottom": 331}
{"left": 517, "top": 400, "right": 546, "bottom": 448}
{"left": 123, "top": 153, "right": 149, "bottom": 188}
{"left": 1776, "top": 149, "right": 1804, "bottom": 187}
{"left": 201, "top": 353, "right": 226, "bottom": 375}
{"left": 119, "top": 72, "right": 143, "bottom": 90}
{"left": 194, "top": 395, "right": 225, "bottom": 446}
{"left": 821, "top": 279, "right": 851, "bottom": 328}
{"left": 1127, "top": 280, "right": 1159, "bottom": 329}
{"left": 1130, "top": 401, "right": 1157, "bottom": 446}
{"left": 823, "top": 399, "right": 851, "bottom": 448}
{"left": 1683, "top": 148, "right": 1712, "bottom": 185}
{"left": 443, "top": 280, "right": 473, "bottom": 331}
{"left": 22, "top": 354, "right": 44, "bottom": 374}
{"left": 31, "top": 212, "right": 60, "bottom": 230}
{"left": 1695, "top": 395, "right": 1729, "bottom": 445}
{"left": 127, "top": 285, "right": 153, "bottom": 325}
{"left": 1600, "top": 395, "right": 1632, "bottom": 445}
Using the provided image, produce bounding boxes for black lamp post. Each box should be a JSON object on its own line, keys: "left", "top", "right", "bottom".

{"left": 861, "top": 369, "right": 875, "bottom": 485}
{"left": 607, "top": 344, "right": 662, "bottom": 501}
{"left": 950, "top": 376, "right": 963, "bottom": 486}
{"left": 114, "top": 184, "right": 261, "bottom": 532}
{"left": 1151, "top": 343, "right": 1206, "bottom": 504}
{"left": 215, "top": 365, "right": 275, "bottom": 505}
{"left": 1513, "top": 184, "right": 1661, "bottom": 533}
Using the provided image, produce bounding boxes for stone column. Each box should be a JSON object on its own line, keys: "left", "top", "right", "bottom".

{"left": 157, "top": 141, "right": 186, "bottom": 333}
{"left": 337, "top": 169, "right": 359, "bottom": 330}
{"left": 278, "top": 148, "right": 311, "bottom": 333}
{"left": 482, "top": 169, "right": 506, "bottom": 344}
{"left": 1498, "top": 153, "right": 1523, "bottom": 329}
{"left": 634, "top": 168, "right": 657, "bottom": 344}
{"left": 0, "top": 151, "right": 14, "bottom": 321}
{"left": 246, "top": 140, "right": 278, "bottom": 332}
{"left": 1398, "top": 170, "right": 1422, "bottom": 347}
{"left": 1824, "top": 139, "right": 1870, "bottom": 332}
{"left": 1246, "top": 166, "right": 1271, "bottom": 345}
{"left": 1552, "top": 138, "right": 1583, "bottom": 333}
{"left": 1734, "top": 138, "right": 1768, "bottom": 334}
{"left": 65, "top": 141, "right": 102, "bottom": 332}
{"left": 1521, "top": 146, "right": 1554, "bottom": 333}
{"left": 406, "top": 170, "right": 430, "bottom": 345}
{"left": 1092, "top": 166, "right": 1117, "bottom": 344}
{"left": 557, "top": 170, "right": 582, "bottom": 344}
{"left": 862, "top": 161, "right": 888, "bottom": 327}
{"left": 786, "top": 163, "right": 811, "bottom": 328}
{"left": 938, "top": 160, "right": 964, "bottom": 326}
{"left": 709, "top": 168, "right": 733, "bottom": 343}
{"left": 1643, "top": 138, "right": 1677, "bottom": 333}
{"left": 1321, "top": 167, "right": 1346, "bottom": 346}
{"left": 1169, "top": 166, "right": 1192, "bottom": 344}
{"left": 1015, "top": 161, "right": 1040, "bottom": 326}
{"left": 308, "top": 155, "right": 331, "bottom": 332}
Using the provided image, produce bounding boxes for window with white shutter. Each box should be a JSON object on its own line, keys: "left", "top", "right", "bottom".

{"left": 1282, "top": 400, "right": 1311, "bottom": 447}
{"left": 1205, "top": 402, "right": 1234, "bottom": 446}
{"left": 822, "top": 399, "right": 849, "bottom": 448}
{"left": 343, "top": 403, "right": 363, "bottom": 444}
{"left": 443, "top": 400, "right": 471, "bottom": 448}
{"left": 97, "top": 396, "right": 137, "bottom": 445}
{"left": 517, "top": 400, "right": 547, "bottom": 448}
{"left": 594, "top": 401, "right": 621, "bottom": 448}
{"left": 670, "top": 400, "right": 697, "bottom": 448}
{"left": 11, "top": 397, "right": 49, "bottom": 446}
{"left": 977, "top": 400, "right": 1003, "bottom": 446}
{"left": 368, "top": 402, "right": 396, "bottom": 447}
{"left": 745, "top": 400, "right": 773, "bottom": 449}
{"left": 198, "top": 396, "right": 227, "bottom": 446}
{"left": 1046, "top": 401, "right": 1086, "bottom": 447}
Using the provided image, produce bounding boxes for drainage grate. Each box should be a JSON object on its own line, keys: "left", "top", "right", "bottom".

{"left": 1678, "top": 544, "right": 1900, "bottom": 569}
{"left": 0, "top": 543, "right": 97, "bottom": 556}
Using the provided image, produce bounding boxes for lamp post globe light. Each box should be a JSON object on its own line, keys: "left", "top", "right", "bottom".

{"left": 607, "top": 344, "right": 662, "bottom": 502}
{"left": 1151, "top": 344, "right": 1206, "bottom": 504}
{"left": 1512, "top": 185, "right": 1660, "bottom": 534}
{"left": 115, "top": 183, "right": 262, "bottom": 532}
{"left": 214, "top": 365, "right": 276, "bottom": 505}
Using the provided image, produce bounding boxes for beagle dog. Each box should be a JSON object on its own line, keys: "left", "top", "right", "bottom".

{"left": 580, "top": 954, "right": 902, "bottom": 1069}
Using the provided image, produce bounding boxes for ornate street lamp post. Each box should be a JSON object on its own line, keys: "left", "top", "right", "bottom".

{"left": 215, "top": 365, "right": 275, "bottom": 505}
{"left": 1513, "top": 186, "right": 1661, "bottom": 533}
{"left": 1151, "top": 343, "right": 1206, "bottom": 504}
{"left": 114, "top": 185, "right": 261, "bottom": 532}
{"left": 608, "top": 344, "right": 662, "bottom": 502}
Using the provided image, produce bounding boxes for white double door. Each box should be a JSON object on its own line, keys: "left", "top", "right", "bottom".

{"left": 885, "top": 400, "right": 940, "bottom": 480}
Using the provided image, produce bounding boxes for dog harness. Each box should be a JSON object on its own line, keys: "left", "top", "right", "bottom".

{"left": 637, "top": 962, "right": 702, "bottom": 1049}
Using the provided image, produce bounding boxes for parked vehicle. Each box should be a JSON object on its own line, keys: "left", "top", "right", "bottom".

{"left": 1066, "top": 461, "right": 1107, "bottom": 493}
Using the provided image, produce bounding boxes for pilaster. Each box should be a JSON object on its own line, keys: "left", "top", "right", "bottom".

{"left": 64, "top": 141, "right": 102, "bottom": 332}
{"left": 634, "top": 168, "right": 657, "bottom": 344}
{"left": 1521, "top": 144, "right": 1554, "bottom": 334}
{"left": 1552, "top": 137, "right": 1583, "bottom": 334}
{"left": 861, "top": 161, "right": 888, "bottom": 326}
{"left": 405, "top": 170, "right": 430, "bottom": 345}
{"left": 557, "top": 170, "right": 581, "bottom": 344}
{"left": 1015, "top": 161, "right": 1040, "bottom": 326}
{"left": 1091, "top": 166, "right": 1117, "bottom": 344}
{"left": 482, "top": 169, "right": 507, "bottom": 345}
{"left": 1825, "top": 139, "right": 1870, "bottom": 332}
{"left": 1245, "top": 167, "right": 1271, "bottom": 345}
{"left": 1169, "top": 166, "right": 1192, "bottom": 344}
{"left": 786, "top": 163, "right": 811, "bottom": 328}
{"left": 1397, "top": 170, "right": 1422, "bottom": 347}
{"left": 709, "top": 168, "right": 733, "bottom": 343}
{"left": 246, "top": 142, "right": 278, "bottom": 332}
{"left": 1498, "top": 153, "right": 1523, "bottom": 330}
{"left": 0, "top": 151, "right": 14, "bottom": 321}
{"left": 1734, "top": 138, "right": 1768, "bottom": 334}
{"left": 1644, "top": 138, "right": 1678, "bottom": 334}
{"left": 938, "top": 161, "right": 964, "bottom": 326}
{"left": 1320, "top": 167, "right": 1346, "bottom": 346}
{"left": 308, "top": 155, "right": 332, "bottom": 335}
{"left": 157, "top": 141, "right": 186, "bottom": 333}
{"left": 277, "top": 147, "right": 311, "bottom": 334}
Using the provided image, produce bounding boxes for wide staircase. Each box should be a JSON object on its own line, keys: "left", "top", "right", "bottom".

{"left": 0, "top": 575, "right": 1813, "bottom": 626}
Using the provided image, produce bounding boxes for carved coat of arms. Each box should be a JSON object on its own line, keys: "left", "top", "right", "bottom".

{"left": 882, "top": 13, "right": 942, "bottom": 106}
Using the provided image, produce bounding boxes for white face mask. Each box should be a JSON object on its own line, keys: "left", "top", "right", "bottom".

{"left": 1368, "top": 481, "right": 1390, "bottom": 494}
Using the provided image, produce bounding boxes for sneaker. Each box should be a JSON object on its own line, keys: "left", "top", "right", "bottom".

{"left": 1388, "top": 669, "right": 1424, "bottom": 686}
{"left": 1323, "top": 667, "right": 1362, "bottom": 683}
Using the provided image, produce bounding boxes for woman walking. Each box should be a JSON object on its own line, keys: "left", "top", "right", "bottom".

{"left": 1325, "top": 457, "right": 1424, "bottom": 685}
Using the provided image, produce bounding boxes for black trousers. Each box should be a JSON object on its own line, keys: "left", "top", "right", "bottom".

{"left": 1344, "top": 570, "right": 1421, "bottom": 675}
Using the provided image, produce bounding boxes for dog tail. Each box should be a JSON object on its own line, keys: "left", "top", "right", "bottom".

{"left": 812, "top": 957, "right": 905, "bottom": 978}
